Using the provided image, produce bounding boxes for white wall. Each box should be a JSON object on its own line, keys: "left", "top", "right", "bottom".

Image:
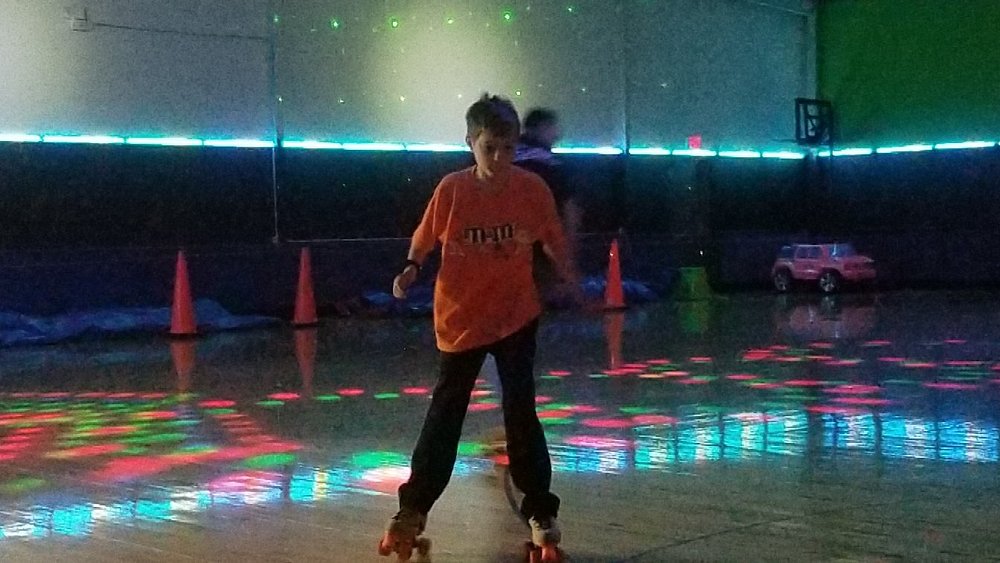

{"left": 0, "top": 0, "right": 813, "bottom": 149}
{"left": 0, "top": 0, "right": 272, "bottom": 138}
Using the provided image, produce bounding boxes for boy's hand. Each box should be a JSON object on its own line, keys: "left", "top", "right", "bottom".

{"left": 392, "top": 264, "right": 419, "bottom": 299}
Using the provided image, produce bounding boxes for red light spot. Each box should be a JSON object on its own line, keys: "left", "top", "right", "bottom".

{"left": 944, "top": 339, "right": 966, "bottom": 345}
{"left": 809, "top": 342, "right": 834, "bottom": 349}
{"left": 468, "top": 403, "right": 499, "bottom": 412}
{"left": 268, "top": 393, "right": 300, "bottom": 401}
{"left": 535, "top": 395, "right": 552, "bottom": 404}
{"left": 88, "top": 425, "right": 138, "bottom": 437}
{"left": 726, "top": 374, "right": 757, "bottom": 380}
{"left": 785, "top": 379, "right": 828, "bottom": 387}
{"left": 944, "top": 360, "right": 984, "bottom": 367}
{"left": 471, "top": 389, "right": 492, "bottom": 397}
{"left": 825, "top": 359, "right": 863, "bottom": 367}
{"left": 689, "top": 356, "right": 713, "bottom": 363}
{"left": 777, "top": 357, "right": 803, "bottom": 363}
{"left": 581, "top": 418, "right": 634, "bottom": 429}
{"left": 923, "top": 382, "right": 979, "bottom": 391}
{"left": 107, "top": 392, "right": 136, "bottom": 399}
{"left": 862, "top": 340, "right": 891, "bottom": 347}
{"left": 538, "top": 410, "right": 572, "bottom": 419}
{"left": 135, "top": 411, "right": 177, "bottom": 420}
{"left": 748, "top": 383, "right": 782, "bottom": 390}
{"left": 903, "top": 362, "right": 937, "bottom": 369}
{"left": 139, "top": 393, "right": 169, "bottom": 399}
{"left": 40, "top": 392, "right": 71, "bottom": 398}
{"left": 806, "top": 355, "right": 835, "bottom": 362}
{"left": 677, "top": 378, "right": 710, "bottom": 385}
{"left": 631, "top": 415, "right": 678, "bottom": 425}
{"left": 824, "top": 385, "right": 881, "bottom": 395}
{"left": 52, "top": 443, "right": 125, "bottom": 458}
{"left": 547, "top": 370, "right": 572, "bottom": 377}
{"left": 806, "top": 405, "right": 865, "bottom": 415}
{"left": 0, "top": 442, "right": 31, "bottom": 452}
{"left": 564, "top": 435, "right": 632, "bottom": 449}
{"left": 338, "top": 388, "right": 365, "bottom": 396}
{"left": 832, "top": 397, "right": 893, "bottom": 406}
{"left": 569, "top": 405, "right": 603, "bottom": 414}
{"left": 662, "top": 370, "right": 690, "bottom": 377}
{"left": 199, "top": 400, "right": 236, "bottom": 408}
{"left": 402, "top": 387, "right": 430, "bottom": 395}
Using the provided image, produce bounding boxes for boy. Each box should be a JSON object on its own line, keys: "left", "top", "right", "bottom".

{"left": 379, "top": 94, "right": 574, "bottom": 561}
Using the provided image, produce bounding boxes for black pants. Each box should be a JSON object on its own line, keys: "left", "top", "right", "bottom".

{"left": 399, "top": 318, "right": 560, "bottom": 519}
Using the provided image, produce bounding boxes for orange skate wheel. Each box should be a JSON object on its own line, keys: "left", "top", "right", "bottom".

{"left": 539, "top": 545, "right": 563, "bottom": 562}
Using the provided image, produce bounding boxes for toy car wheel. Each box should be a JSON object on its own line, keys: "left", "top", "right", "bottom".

{"left": 818, "top": 271, "right": 841, "bottom": 294}
{"left": 773, "top": 270, "right": 792, "bottom": 292}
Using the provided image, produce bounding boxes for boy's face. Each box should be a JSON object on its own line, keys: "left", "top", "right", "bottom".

{"left": 467, "top": 128, "right": 517, "bottom": 180}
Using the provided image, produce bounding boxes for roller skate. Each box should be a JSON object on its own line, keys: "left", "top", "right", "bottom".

{"left": 524, "top": 515, "right": 563, "bottom": 562}
{"left": 377, "top": 508, "right": 432, "bottom": 562}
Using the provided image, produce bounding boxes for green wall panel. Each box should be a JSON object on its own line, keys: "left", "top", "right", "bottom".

{"left": 818, "top": 0, "right": 1000, "bottom": 145}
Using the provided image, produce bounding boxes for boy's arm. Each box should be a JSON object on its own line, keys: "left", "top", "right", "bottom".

{"left": 394, "top": 182, "right": 444, "bottom": 298}
{"left": 537, "top": 186, "right": 578, "bottom": 285}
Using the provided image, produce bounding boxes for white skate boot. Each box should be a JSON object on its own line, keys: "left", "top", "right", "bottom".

{"left": 377, "top": 508, "right": 431, "bottom": 562}
{"left": 526, "top": 515, "right": 563, "bottom": 562}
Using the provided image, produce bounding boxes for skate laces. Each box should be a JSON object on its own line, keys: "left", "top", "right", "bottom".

{"left": 391, "top": 508, "right": 426, "bottom": 535}
{"left": 529, "top": 515, "right": 561, "bottom": 544}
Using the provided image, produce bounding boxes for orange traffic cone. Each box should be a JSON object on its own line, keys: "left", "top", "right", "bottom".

{"left": 293, "top": 247, "right": 318, "bottom": 327}
{"left": 604, "top": 239, "right": 626, "bottom": 310}
{"left": 295, "top": 328, "right": 317, "bottom": 397}
{"left": 170, "top": 339, "right": 196, "bottom": 393}
{"left": 604, "top": 310, "right": 624, "bottom": 369}
{"left": 169, "top": 251, "right": 197, "bottom": 336}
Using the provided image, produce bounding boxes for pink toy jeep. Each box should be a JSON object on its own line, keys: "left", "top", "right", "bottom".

{"left": 771, "top": 243, "right": 876, "bottom": 293}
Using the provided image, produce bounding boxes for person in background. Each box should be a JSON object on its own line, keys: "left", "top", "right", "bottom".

{"left": 515, "top": 108, "right": 582, "bottom": 307}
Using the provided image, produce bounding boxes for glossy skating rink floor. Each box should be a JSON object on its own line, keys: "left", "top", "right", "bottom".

{"left": 2, "top": 290, "right": 1000, "bottom": 562}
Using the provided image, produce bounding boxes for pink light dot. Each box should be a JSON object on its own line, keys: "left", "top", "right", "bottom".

{"left": 677, "top": 378, "right": 710, "bottom": 385}
{"left": 689, "top": 356, "right": 713, "bottom": 363}
{"left": 832, "top": 397, "right": 893, "bottom": 406}
{"left": 337, "top": 388, "right": 365, "bottom": 396}
{"left": 646, "top": 359, "right": 672, "bottom": 365}
{"left": 581, "top": 418, "right": 635, "bottom": 429}
{"left": 547, "top": 370, "right": 572, "bottom": 377}
{"left": 824, "top": 385, "right": 881, "bottom": 395}
{"left": 535, "top": 395, "right": 553, "bottom": 404}
{"left": 268, "top": 393, "right": 300, "bottom": 401}
{"left": 726, "top": 374, "right": 757, "bottom": 380}
{"left": 468, "top": 403, "right": 499, "bottom": 412}
{"left": 631, "top": 415, "right": 678, "bottom": 425}
{"left": 785, "top": 379, "right": 828, "bottom": 387}
{"left": 199, "top": 400, "right": 236, "bottom": 408}
{"left": 923, "top": 382, "right": 979, "bottom": 391}
{"left": 563, "top": 435, "right": 632, "bottom": 449}
{"left": 403, "top": 387, "right": 430, "bottom": 395}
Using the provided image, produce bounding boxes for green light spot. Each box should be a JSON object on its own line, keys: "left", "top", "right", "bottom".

{"left": 545, "top": 403, "right": 574, "bottom": 410}
{"left": 457, "top": 441, "right": 485, "bottom": 456}
{"left": 445, "top": 16, "right": 455, "bottom": 25}
{"left": 256, "top": 400, "right": 284, "bottom": 408}
{"left": 619, "top": 406, "right": 657, "bottom": 415}
{"left": 588, "top": 373, "right": 609, "bottom": 379}
{"left": 123, "top": 432, "right": 186, "bottom": 445}
{"left": 0, "top": 477, "right": 46, "bottom": 495}
{"left": 501, "top": 9, "right": 514, "bottom": 22}
{"left": 374, "top": 393, "right": 400, "bottom": 400}
{"left": 351, "top": 451, "right": 408, "bottom": 469}
{"left": 388, "top": 17, "right": 400, "bottom": 29}
{"left": 122, "top": 446, "right": 148, "bottom": 455}
{"left": 242, "top": 453, "right": 297, "bottom": 469}
{"left": 315, "top": 395, "right": 342, "bottom": 402}
{"left": 329, "top": 18, "right": 341, "bottom": 30}
{"left": 567, "top": 6, "right": 576, "bottom": 13}
{"left": 541, "top": 418, "right": 574, "bottom": 426}
{"left": 540, "top": 375, "right": 561, "bottom": 380}
{"left": 204, "top": 408, "right": 236, "bottom": 416}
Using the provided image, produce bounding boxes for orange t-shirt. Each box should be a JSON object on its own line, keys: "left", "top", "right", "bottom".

{"left": 411, "top": 166, "right": 568, "bottom": 352}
